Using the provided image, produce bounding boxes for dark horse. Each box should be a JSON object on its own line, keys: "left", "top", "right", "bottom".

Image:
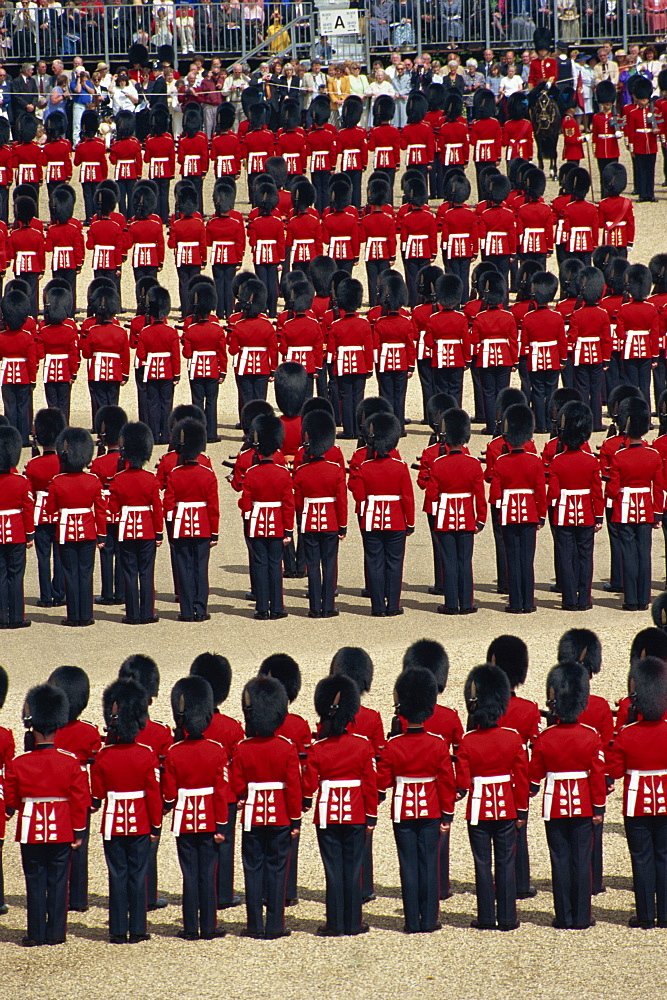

{"left": 528, "top": 83, "right": 562, "bottom": 180}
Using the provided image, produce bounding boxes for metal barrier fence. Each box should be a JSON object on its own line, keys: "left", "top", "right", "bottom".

{"left": 0, "top": 1, "right": 664, "bottom": 69}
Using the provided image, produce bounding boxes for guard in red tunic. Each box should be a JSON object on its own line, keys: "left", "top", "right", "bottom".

{"left": 322, "top": 176, "right": 359, "bottom": 278}
{"left": 327, "top": 277, "right": 374, "bottom": 439}
{"left": 278, "top": 278, "right": 324, "bottom": 389}
{"left": 177, "top": 107, "right": 209, "bottom": 213}
{"left": 438, "top": 91, "right": 469, "bottom": 180}
{"left": 607, "top": 396, "right": 665, "bottom": 610}
{"left": 439, "top": 175, "right": 479, "bottom": 303}
{"left": 109, "top": 111, "right": 143, "bottom": 218}
{"left": 560, "top": 88, "right": 584, "bottom": 164}
{"left": 92, "top": 679, "right": 163, "bottom": 943}
{"left": 349, "top": 412, "right": 414, "bottom": 616}
{"left": 425, "top": 408, "right": 486, "bottom": 614}
{"left": 248, "top": 183, "right": 285, "bottom": 318}
{"left": 472, "top": 271, "right": 519, "bottom": 434}
{"left": 206, "top": 179, "right": 245, "bottom": 319}
{"left": 616, "top": 263, "right": 661, "bottom": 409}
{"left": 11, "top": 114, "right": 44, "bottom": 189}
{"left": 529, "top": 662, "right": 606, "bottom": 929}
{"left": 239, "top": 414, "right": 294, "bottom": 620}
{"left": 275, "top": 98, "right": 307, "bottom": 183}
{"left": 8, "top": 196, "right": 45, "bottom": 318}
{"left": 360, "top": 178, "right": 395, "bottom": 308}
{"left": 163, "top": 676, "right": 228, "bottom": 939}
{"left": 74, "top": 110, "right": 108, "bottom": 225}
{"left": 0, "top": 117, "right": 12, "bottom": 224}
{"left": 303, "top": 674, "right": 377, "bottom": 937}
{"left": 81, "top": 287, "right": 129, "bottom": 422}
{"left": 337, "top": 95, "right": 368, "bottom": 206}
{"left": 469, "top": 90, "right": 502, "bottom": 198}
{"left": 599, "top": 385, "right": 643, "bottom": 592}
{"left": 624, "top": 74, "right": 658, "bottom": 202}
{"left": 378, "top": 667, "right": 455, "bottom": 934}
{"left": 516, "top": 168, "right": 555, "bottom": 270}
{"left": 478, "top": 174, "right": 517, "bottom": 286}
{"left": 240, "top": 103, "right": 274, "bottom": 203}
{"left": 528, "top": 28, "right": 558, "bottom": 88}
{"left": 598, "top": 163, "right": 634, "bottom": 259}
{"left": 457, "top": 664, "right": 528, "bottom": 930}
{"left": 489, "top": 403, "right": 547, "bottom": 612}
{"left": 600, "top": 257, "right": 630, "bottom": 396}
{"left": 5, "top": 684, "right": 89, "bottom": 946}
{"left": 163, "top": 418, "right": 219, "bottom": 622}
{"left": 285, "top": 180, "right": 322, "bottom": 278}
{"left": 519, "top": 271, "right": 567, "bottom": 432}
{"left": 0, "top": 288, "right": 37, "bottom": 445}
{"left": 305, "top": 96, "right": 338, "bottom": 215}
{"left": 0, "top": 425, "right": 33, "bottom": 627}
{"left": 502, "top": 93, "right": 535, "bottom": 163}
{"left": 210, "top": 103, "right": 241, "bottom": 185}
{"left": 231, "top": 676, "right": 302, "bottom": 939}
{"left": 24, "top": 407, "right": 66, "bottom": 607}
{"left": 228, "top": 278, "right": 278, "bottom": 411}
{"left": 45, "top": 188, "right": 84, "bottom": 314}
{"left": 0, "top": 664, "right": 11, "bottom": 914}
{"left": 368, "top": 95, "right": 401, "bottom": 198}
{"left": 567, "top": 267, "right": 611, "bottom": 430}
{"left": 591, "top": 79, "right": 621, "bottom": 185}
{"left": 401, "top": 91, "right": 435, "bottom": 187}
{"left": 90, "top": 404, "right": 126, "bottom": 607}
{"left": 136, "top": 287, "right": 180, "bottom": 445}
{"left": 489, "top": 635, "right": 540, "bottom": 899}
{"left": 182, "top": 283, "right": 227, "bottom": 442}
{"left": 143, "top": 106, "right": 176, "bottom": 224}
{"left": 127, "top": 185, "right": 163, "bottom": 286}
{"left": 168, "top": 185, "right": 207, "bottom": 319}
{"left": 607, "top": 654, "right": 667, "bottom": 926}
{"left": 373, "top": 273, "right": 416, "bottom": 434}
{"left": 400, "top": 175, "right": 437, "bottom": 308}
{"left": 562, "top": 168, "right": 598, "bottom": 266}
{"left": 294, "top": 410, "right": 346, "bottom": 618}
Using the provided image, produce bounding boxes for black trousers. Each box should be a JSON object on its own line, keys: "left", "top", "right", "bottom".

{"left": 468, "top": 819, "right": 517, "bottom": 928}
{"left": 242, "top": 825, "right": 290, "bottom": 937}
{"left": 120, "top": 539, "right": 156, "bottom": 622}
{"left": 554, "top": 525, "right": 595, "bottom": 608}
{"left": 437, "top": 530, "right": 474, "bottom": 612}
{"left": 394, "top": 818, "right": 440, "bottom": 933}
{"left": 605, "top": 350, "right": 625, "bottom": 397}
{"left": 342, "top": 168, "right": 363, "bottom": 207}
{"left": 103, "top": 833, "right": 151, "bottom": 938}
{"left": 417, "top": 357, "right": 435, "bottom": 422}
{"left": 250, "top": 536, "right": 284, "bottom": 615}
{"left": 173, "top": 537, "right": 210, "bottom": 618}
{"left": 470, "top": 355, "right": 485, "bottom": 421}
{"left": 133, "top": 265, "right": 159, "bottom": 287}
{"left": 302, "top": 531, "right": 338, "bottom": 614}
{"left": 491, "top": 505, "right": 508, "bottom": 592}
{"left": 635, "top": 152, "right": 656, "bottom": 201}
{"left": 338, "top": 373, "right": 366, "bottom": 438}
{"left": 433, "top": 366, "right": 464, "bottom": 408}
{"left": 99, "top": 522, "right": 123, "bottom": 602}
{"left": 530, "top": 369, "right": 559, "bottom": 434}
{"left": 366, "top": 259, "right": 391, "bottom": 307}
{"left": 516, "top": 820, "right": 531, "bottom": 897}
{"left": 487, "top": 254, "right": 511, "bottom": 284}
{"left": 146, "top": 378, "right": 175, "bottom": 445}
{"left": 190, "top": 377, "right": 219, "bottom": 441}
{"left": 446, "top": 256, "right": 473, "bottom": 304}
{"left": 45, "top": 381, "right": 72, "bottom": 422}
{"left": 282, "top": 526, "right": 306, "bottom": 578}
{"left": 188, "top": 174, "right": 204, "bottom": 213}
{"left": 430, "top": 152, "right": 443, "bottom": 200}
{"left": 135, "top": 369, "right": 148, "bottom": 425}
{"left": 52, "top": 268, "right": 77, "bottom": 314}
{"left": 60, "top": 539, "right": 95, "bottom": 623}
{"left": 362, "top": 828, "right": 375, "bottom": 900}
{"left": 653, "top": 357, "right": 666, "bottom": 413}
{"left": 362, "top": 529, "right": 406, "bottom": 614}
{"left": 34, "top": 523, "right": 64, "bottom": 604}
{"left": 518, "top": 356, "right": 531, "bottom": 402}
{"left": 597, "top": 156, "right": 618, "bottom": 188}
{"left": 378, "top": 370, "right": 408, "bottom": 432}
{"left": 502, "top": 522, "right": 537, "bottom": 611}
{"left": 0, "top": 184, "right": 8, "bottom": 224}
{"left": 427, "top": 512, "right": 444, "bottom": 593}
{"left": 88, "top": 381, "right": 120, "bottom": 426}
{"left": 0, "top": 541, "right": 26, "bottom": 625}
{"left": 545, "top": 816, "right": 593, "bottom": 928}
{"left": 624, "top": 358, "right": 653, "bottom": 415}
{"left": 212, "top": 263, "right": 236, "bottom": 319}
{"left": 573, "top": 362, "right": 603, "bottom": 430}
{"left": 255, "top": 263, "right": 279, "bottom": 317}
{"left": 237, "top": 374, "right": 269, "bottom": 411}
{"left": 317, "top": 823, "right": 365, "bottom": 936}
{"left": 177, "top": 264, "right": 201, "bottom": 318}
{"left": 311, "top": 170, "right": 332, "bottom": 215}
{"left": 68, "top": 812, "right": 90, "bottom": 911}
{"left": 21, "top": 842, "right": 71, "bottom": 944}
{"left": 217, "top": 801, "right": 237, "bottom": 907}
{"left": 2, "top": 383, "right": 32, "bottom": 445}
{"left": 617, "top": 521, "right": 653, "bottom": 607}
{"left": 625, "top": 815, "right": 667, "bottom": 925}
{"left": 82, "top": 180, "right": 96, "bottom": 223}
{"left": 405, "top": 257, "right": 430, "bottom": 308}
{"left": 480, "top": 365, "right": 512, "bottom": 434}
{"left": 154, "top": 177, "right": 171, "bottom": 224}
{"left": 116, "top": 179, "right": 136, "bottom": 219}
{"left": 176, "top": 832, "right": 218, "bottom": 937}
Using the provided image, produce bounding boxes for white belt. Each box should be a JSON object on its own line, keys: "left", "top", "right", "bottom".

{"left": 145, "top": 351, "right": 171, "bottom": 378}
{"left": 319, "top": 778, "right": 361, "bottom": 828}
{"left": 286, "top": 345, "right": 312, "bottom": 365}
{"left": 248, "top": 152, "right": 266, "bottom": 173}
{"left": 92, "top": 245, "right": 115, "bottom": 270}
{"left": 521, "top": 227, "right": 543, "bottom": 252}
{"left": 249, "top": 500, "right": 281, "bottom": 537}
{"left": 569, "top": 226, "right": 590, "bottom": 250}
{"left": 446, "top": 234, "right": 469, "bottom": 256}
{"left": 237, "top": 345, "right": 267, "bottom": 376}
{"left": 365, "top": 237, "right": 387, "bottom": 262}
{"left": 475, "top": 138, "right": 495, "bottom": 160}
{"left": 481, "top": 338, "right": 508, "bottom": 368}
{"left": 43, "top": 353, "right": 68, "bottom": 383}
{"left": 183, "top": 154, "right": 200, "bottom": 175}
{"left": 114, "top": 158, "right": 135, "bottom": 180}
{"left": 329, "top": 236, "right": 351, "bottom": 259}
{"left": 443, "top": 143, "right": 462, "bottom": 165}
{"left": 254, "top": 239, "right": 277, "bottom": 265}
{"left": 176, "top": 241, "right": 198, "bottom": 267}
{"left": 336, "top": 344, "right": 363, "bottom": 376}
{"left": 132, "top": 243, "right": 155, "bottom": 268}
{"left": 243, "top": 781, "right": 286, "bottom": 831}
{"left": 435, "top": 492, "right": 472, "bottom": 530}
{"left": 393, "top": 776, "right": 435, "bottom": 822}
{"left": 20, "top": 797, "right": 67, "bottom": 844}
{"left": 90, "top": 351, "right": 121, "bottom": 381}
{"left": 310, "top": 151, "right": 329, "bottom": 171}
{"left": 543, "top": 770, "right": 588, "bottom": 820}
{"left": 292, "top": 239, "right": 315, "bottom": 261}
{"left": 626, "top": 769, "right": 667, "bottom": 816}
{"left": 215, "top": 155, "right": 236, "bottom": 174}
{"left": 17, "top": 164, "right": 37, "bottom": 184}
{"left": 58, "top": 506, "right": 92, "bottom": 544}
{"left": 212, "top": 240, "right": 235, "bottom": 264}
{"left": 103, "top": 790, "right": 145, "bottom": 840}
{"left": 45, "top": 161, "right": 65, "bottom": 182}
{"left": 0, "top": 357, "right": 27, "bottom": 385}
{"left": 404, "top": 234, "right": 427, "bottom": 259}
{"left": 364, "top": 494, "right": 400, "bottom": 531}
{"left": 500, "top": 488, "right": 533, "bottom": 525}
{"left": 34, "top": 489, "right": 48, "bottom": 526}
{"left": 188, "top": 350, "right": 217, "bottom": 378}
{"left": 406, "top": 143, "right": 426, "bottom": 163}
{"left": 173, "top": 785, "right": 214, "bottom": 836}
{"left": 470, "top": 774, "right": 510, "bottom": 825}
{"left": 373, "top": 146, "right": 393, "bottom": 167}
{"left": 174, "top": 500, "right": 207, "bottom": 537}
{"left": 624, "top": 329, "right": 650, "bottom": 360}
{"left": 284, "top": 152, "right": 301, "bottom": 171}
{"left": 380, "top": 342, "right": 404, "bottom": 368}
{"left": 149, "top": 157, "right": 168, "bottom": 179}
{"left": 621, "top": 486, "right": 651, "bottom": 523}
{"left": 342, "top": 149, "right": 361, "bottom": 171}
{"left": 484, "top": 231, "right": 506, "bottom": 255}
{"left": 435, "top": 338, "right": 459, "bottom": 367}
{"left": 53, "top": 246, "right": 74, "bottom": 272}
{"left": 301, "top": 496, "right": 335, "bottom": 532}
{"left": 118, "top": 505, "right": 151, "bottom": 542}
{"left": 81, "top": 162, "right": 99, "bottom": 181}
{"left": 556, "top": 488, "right": 589, "bottom": 526}
{"left": 574, "top": 336, "right": 599, "bottom": 366}
{"left": 531, "top": 340, "right": 557, "bottom": 369}
{"left": 15, "top": 251, "right": 36, "bottom": 273}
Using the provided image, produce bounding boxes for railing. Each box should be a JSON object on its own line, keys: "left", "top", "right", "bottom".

{"left": 0, "top": 1, "right": 663, "bottom": 69}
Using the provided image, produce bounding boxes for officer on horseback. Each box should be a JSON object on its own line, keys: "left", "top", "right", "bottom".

{"left": 528, "top": 28, "right": 558, "bottom": 90}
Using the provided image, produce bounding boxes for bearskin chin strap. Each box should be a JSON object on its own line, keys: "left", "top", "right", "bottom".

{"left": 319, "top": 690, "right": 341, "bottom": 739}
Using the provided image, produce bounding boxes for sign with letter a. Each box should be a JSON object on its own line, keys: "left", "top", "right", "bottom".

{"left": 319, "top": 9, "right": 360, "bottom": 34}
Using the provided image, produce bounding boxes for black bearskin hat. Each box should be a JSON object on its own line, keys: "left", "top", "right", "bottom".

{"left": 291, "top": 279, "right": 314, "bottom": 314}
{"left": 177, "top": 184, "right": 198, "bottom": 217}
{"left": 0, "top": 664, "right": 7, "bottom": 710}
{"left": 48, "top": 665, "right": 90, "bottom": 722}
{"left": 465, "top": 664, "right": 511, "bottom": 729}
{"left": 292, "top": 179, "right": 315, "bottom": 212}
{"left": 216, "top": 102, "right": 236, "bottom": 133}
{"left": 190, "top": 652, "right": 232, "bottom": 706}
{"left": 380, "top": 272, "right": 408, "bottom": 312}
{"left": 242, "top": 676, "right": 287, "bottom": 738}
{"left": 546, "top": 661, "right": 589, "bottom": 723}
{"left": 473, "top": 89, "right": 496, "bottom": 119}
{"left": 310, "top": 256, "right": 337, "bottom": 298}
{"left": 436, "top": 273, "right": 463, "bottom": 309}
{"left": 443, "top": 89, "right": 463, "bottom": 121}
{"left": 571, "top": 167, "right": 591, "bottom": 199}
{"left": 330, "top": 175, "right": 352, "bottom": 212}
{"left": 15, "top": 195, "right": 36, "bottom": 226}
{"left": 302, "top": 410, "right": 335, "bottom": 458}
{"left": 418, "top": 264, "right": 444, "bottom": 300}
{"left": 168, "top": 403, "right": 206, "bottom": 434}
{"left": 395, "top": 668, "right": 437, "bottom": 725}
{"left": 373, "top": 94, "right": 395, "bottom": 125}
{"left": 651, "top": 593, "right": 667, "bottom": 634}
{"left": 280, "top": 97, "right": 301, "bottom": 131}
{"left": 557, "top": 627, "right": 602, "bottom": 677}
{"left": 103, "top": 678, "right": 148, "bottom": 742}
{"left": 0, "top": 426, "right": 21, "bottom": 471}
{"left": 157, "top": 43, "right": 175, "bottom": 66}
{"left": 314, "top": 674, "right": 360, "bottom": 737}
{"left": 496, "top": 387, "right": 527, "bottom": 420}
{"left": 129, "top": 42, "right": 149, "bottom": 67}
{"left": 631, "top": 626, "right": 667, "bottom": 662}
{"left": 487, "top": 634, "right": 529, "bottom": 688}
{"left": 150, "top": 105, "right": 171, "bottom": 135}
{"left": 428, "top": 83, "right": 446, "bottom": 112}
{"left": 248, "top": 102, "right": 269, "bottom": 131}
{"left": 607, "top": 382, "right": 642, "bottom": 421}
{"left": 238, "top": 277, "right": 268, "bottom": 317}
{"left": 34, "top": 408, "right": 66, "bottom": 449}
{"left": 488, "top": 173, "right": 511, "bottom": 204}
{"left": 274, "top": 362, "right": 310, "bottom": 419}
{"left": 336, "top": 277, "right": 362, "bottom": 314}
{"left": 602, "top": 162, "right": 627, "bottom": 197}
{"left": 606, "top": 256, "right": 630, "bottom": 296}
{"left": 443, "top": 407, "right": 471, "bottom": 448}
{"left": 330, "top": 646, "right": 374, "bottom": 694}
{"left": 253, "top": 413, "right": 285, "bottom": 457}
{"left": 121, "top": 421, "right": 153, "bottom": 469}
{"left": 524, "top": 167, "right": 546, "bottom": 200}
{"left": 482, "top": 270, "right": 507, "bottom": 308}
{"left": 634, "top": 74, "right": 653, "bottom": 101}
{"left": 95, "top": 405, "right": 127, "bottom": 446}
{"left": 18, "top": 113, "right": 38, "bottom": 143}
{"left": 119, "top": 653, "right": 160, "bottom": 699}
{"left": 94, "top": 186, "right": 117, "bottom": 217}
{"left": 447, "top": 175, "right": 471, "bottom": 205}
{"left": 240, "top": 399, "right": 274, "bottom": 435}
{"left": 184, "top": 106, "right": 203, "bottom": 136}
{"left": 341, "top": 94, "right": 363, "bottom": 128}
{"left": 259, "top": 653, "right": 302, "bottom": 704}
{"left": 301, "top": 396, "right": 334, "bottom": 419}
{"left": 503, "top": 403, "right": 534, "bottom": 448}
{"left": 426, "top": 393, "right": 457, "bottom": 432}
{"left": 370, "top": 412, "right": 400, "bottom": 456}
{"left": 631, "top": 656, "right": 667, "bottom": 721}
{"left": 115, "top": 109, "right": 135, "bottom": 140}
{"left": 533, "top": 27, "right": 553, "bottom": 51}
{"left": 174, "top": 417, "right": 207, "bottom": 462}
{"left": 81, "top": 109, "right": 99, "bottom": 138}
{"left": 240, "top": 84, "right": 263, "bottom": 118}
{"left": 191, "top": 282, "right": 218, "bottom": 320}
{"left": 25, "top": 683, "right": 69, "bottom": 735}
{"left": 559, "top": 258, "right": 584, "bottom": 298}
{"left": 507, "top": 92, "right": 529, "bottom": 120}
{"left": 548, "top": 386, "right": 581, "bottom": 422}
{"left": 310, "top": 94, "right": 331, "bottom": 127}
{"left": 132, "top": 183, "right": 157, "bottom": 220}
{"left": 649, "top": 253, "right": 667, "bottom": 293}
{"left": 171, "top": 676, "right": 214, "bottom": 738}
{"left": 265, "top": 156, "right": 288, "bottom": 190}
{"left": 596, "top": 79, "right": 616, "bottom": 105}
{"left": 577, "top": 266, "right": 604, "bottom": 304}
{"left": 626, "top": 262, "right": 652, "bottom": 301}
{"left": 56, "top": 427, "right": 94, "bottom": 473}
{"left": 403, "top": 638, "right": 450, "bottom": 692}
{"left": 559, "top": 400, "right": 593, "bottom": 450}
{"left": 531, "top": 271, "right": 558, "bottom": 306}
{"left": 50, "top": 186, "right": 75, "bottom": 226}
{"left": 356, "top": 395, "right": 392, "bottom": 431}
{"left": 406, "top": 91, "right": 428, "bottom": 125}
{"left": 593, "top": 245, "right": 618, "bottom": 273}
{"left": 620, "top": 396, "right": 650, "bottom": 439}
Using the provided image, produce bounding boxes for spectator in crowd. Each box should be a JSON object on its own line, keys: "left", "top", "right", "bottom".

{"left": 391, "top": 60, "right": 411, "bottom": 128}
{"left": 462, "top": 58, "right": 485, "bottom": 120}
{"left": 502, "top": 50, "right": 517, "bottom": 74}
{"left": 43, "top": 73, "right": 71, "bottom": 125}
{"left": 222, "top": 62, "right": 249, "bottom": 131}
{"left": 176, "top": 3, "right": 195, "bottom": 54}
{"left": 110, "top": 68, "right": 140, "bottom": 115}
{"left": 278, "top": 61, "right": 301, "bottom": 103}
{"left": 500, "top": 61, "right": 524, "bottom": 101}
{"left": 411, "top": 56, "right": 432, "bottom": 92}
{"left": 482, "top": 48, "right": 495, "bottom": 81}
{"left": 72, "top": 66, "right": 95, "bottom": 145}
{"left": 12, "top": 61, "right": 38, "bottom": 130}
{"left": 349, "top": 61, "right": 370, "bottom": 109}
{"left": 327, "top": 62, "right": 350, "bottom": 123}
{"left": 384, "top": 52, "right": 402, "bottom": 80}
{"left": 391, "top": 0, "right": 414, "bottom": 48}
{"left": 641, "top": 45, "right": 662, "bottom": 95}
{"left": 0, "top": 65, "right": 12, "bottom": 123}
{"left": 520, "top": 49, "right": 531, "bottom": 85}
{"left": 443, "top": 57, "right": 465, "bottom": 96}
{"left": 13, "top": 0, "right": 37, "bottom": 58}
{"left": 594, "top": 46, "right": 619, "bottom": 86}
{"left": 197, "top": 65, "right": 224, "bottom": 140}
{"left": 267, "top": 10, "right": 291, "bottom": 54}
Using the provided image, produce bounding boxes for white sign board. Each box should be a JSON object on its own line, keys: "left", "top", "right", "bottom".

{"left": 319, "top": 9, "right": 359, "bottom": 34}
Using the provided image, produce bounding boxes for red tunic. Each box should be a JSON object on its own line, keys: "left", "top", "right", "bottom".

{"left": 294, "top": 457, "right": 347, "bottom": 533}
{"left": 578, "top": 693, "right": 614, "bottom": 748}
{"left": 400, "top": 702, "right": 463, "bottom": 749}
{"left": 109, "top": 136, "right": 143, "bottom": 181}
{"left": 54, "top": 719, "right": 102, "bottom": 767}
{"left": 162, "top": 737, "right": 229, "bottom": 833}
{"left": 516, "top": 200, "right": 555, "bottom": 254}
{"left": 400, "top": 205, "right": 438, "bottom": 260}
{"left": 45, "top": 471, "right": 107, "bottom": 541}
{"left": 182, "top": 319, "right": 228, "bottom": 379}
{"left": 598, "top": 195, "right": 635, "bottom": 248}
{"left": 489, "top": 449, "right": 548, "bottom": 524}
{"left": 607, "top": 719, "right": 667, "bottom": 815}
{"left": 600, "top": 293, "right": 626, "bottom": 353}
{"left": 5, "top": 746, "right": 90, "bottom": 842}
{"left": 239, "top": 458, "right": 295, "bottom": 537}
{"left": 240, "top": 127, "right": 274, "bottom": 174}
{"left": 24, "top": 452, "right": 60, "bottom": 525}
{"left": 286, "top": 212, "right": 323, "bottom": 265}
{"left": 349, "top": 454, "right": 415, "bottom": 531}
{"left": 498, "top": 695, "right": 540, "bottom": 746}
{"left": 126, "top": 217, "right": 165, "bottom": 270}
{"left": 136, "top": 320, "right": 181, "bottom": 380}
{"left": 568, "top": 304, "right": 612, "bottom": 365}
{"left": 439, "top": 205, "right": 479, "bottom": 258}
{"left": 45, "top": 221, "right": 85, "bottom": 272}
{"left": 529, "top": 722, "right": 607, "bottom": 819}
{"left": 86, "top": 218, "right": 125, "bottom": 270}
{"left": 350, "top": 705, "right": 384, "bottom": 753}
{"left": 478, "top": 205, "right": 517, "bottom": 257}
{"left": 563, "top": 200, "right": 599, "bottom": 254}
{"left": 438, "top": 118, "right": 469, "bottom": 166}
{"left": 230, "top": 735, "right": 302, "bottom": 827}
{"left": 615, "top": 299, "right": 661, "bottom": 360}
{"left": 562, "top": 113, "right": 584, "bottom": 160}
{"left": 607, "top": 442, "right": 664, "bottom": 523}
{"left": 8, "top": 226, "right": 45, "bottom": 275}
{"left": 177, "top": 131, "right": 210, "bottom": 176}
{"left": 0, "top": 144, "right": 13, "bottom": 187}
{"left": 0, "top": 328, "right": 37, "bottom": 384}
{"left": 501, "top": 118, "right": 534, "bottom": 161}
{"left": 144, "top": 132, "right": 176, "bottom": 179}
{"left": 322, "top": 209, "right": 359, "bottom": 263}
{"left": 278, "top": 315, "right": 324, "bottom": 373}
{"left": 302, "top": 732, "right": 377, "bottom": 826}
{"left": 274, "top": 713, "right": 311, "bottom": 757}
{"left": 425, "top": 451, "right": 487, "bottom": 531}
{"left": 484, "top": 435, "right": 537, "bottom": 482}
{"left": 108, "top": 468, "right": 163, "bottom": 541}
{"left": 228, "top": 315, "right": 278, "bottom": 376}
{"left": 163, "top": 461, "right": 219, "bottom": 539}
{"left": 469, "top": 117, "right": 502, "bottom": 163}
{"left": 367, "top": 123, "right": 401, "bottom": 170}
{"left": 400, "top": 121, "right": 436, "bottom": 167}
{"left": 336, "top": 125, "right": 368, "bottom": 172}
{"left": 43, "top": 137, "right": 73, "bottom": 183}
{"left": 0, "top": 470, "right": 34, "bottom": 542}
{"left": 547, "top": 448, "right": 604, "bottom": 526}
{"left": 377, "top": 729, "right": 456, "bottom": 821}
{"left": 136, "top": 717, "right": 173, "bottom": 761}
{"left": 156, "top": 451, "right": 212, "bottom": 491}
{"left": 168, "top": 217, "right": 207, "bottom": 267}
{"left": 359, "top": 207, "right": 395, "bottom": 264}
{"left": 74, "top": 137, "right": 108, "bottom": 184}
{"left": 592, "top": 111, "right": 621, "bottom": 159}
{"left": 305, "top": 126, "right": 338, "bottom": 172}
{"left": 248, "top": 213, "right": 286, "bottom": 266}
{"left": 521, "top": 305, "right": 568, "bottom": 371}
{"left": 472, "top": 305, "right": 519, "bottom": 368}
{"left": 275, "top": 128, "right": 308, "bottom": 174}
{"left": 11, "top": 140, "right": 45, "bottom": 184}
{"left": 91, "top": 741, "right": 163, "bottom": 837}
{"left": 206, "top": 214, "right": 245, "bottom": 266}
{"left": 456, "top": 726, "right": 529, "bottom": 822}
{"left": 624, "top": 105, "right": 659, "bottom": 155}
{"left": 210, "top": 131, "right": 242, "bottom": 177}
{"left": 327, "top": 313, "right": 374, "bottom": 376}
{"left": 81, "top": 322, "right": 129, "bottom": 382}
{"left": 373, "top": 313, "right": 417, "bottom": 372}
{"left": 528, "top": 56, "right": 558, "bottom": 88}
